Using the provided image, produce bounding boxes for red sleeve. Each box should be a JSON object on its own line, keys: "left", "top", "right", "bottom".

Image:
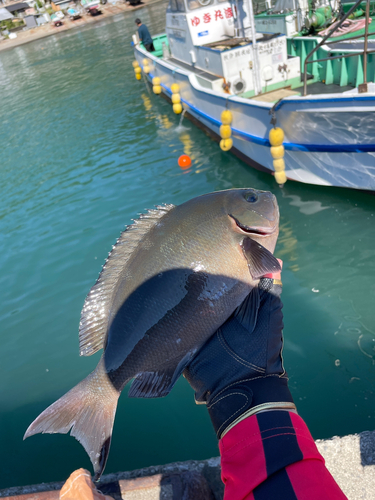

{"left": 219, "top": 410, "right": 348, "bottom": 500}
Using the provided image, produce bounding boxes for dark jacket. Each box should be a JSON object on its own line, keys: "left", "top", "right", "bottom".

{"left": 138, "top": 24, "right": 152, "bottom": 46}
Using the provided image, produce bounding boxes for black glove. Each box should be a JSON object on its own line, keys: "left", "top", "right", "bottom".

{"left": 184, "top": 276, "right": 296, "bottom": 439}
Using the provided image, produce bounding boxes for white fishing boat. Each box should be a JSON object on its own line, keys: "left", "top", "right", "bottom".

{"left": 132, "top": 0, "right": 375, "bottom": 190}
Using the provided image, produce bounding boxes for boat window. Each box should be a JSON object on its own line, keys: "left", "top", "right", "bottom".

{"left": 188, "top": 0, "right": 213, "bottom": 10}
{"left": 169, "top": 0, "right": 186, "bottom": 11}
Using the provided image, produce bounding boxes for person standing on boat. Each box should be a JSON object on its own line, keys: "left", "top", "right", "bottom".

{"left": 135, "top": 19, "right": 155, "bottom": 52}
{"left": 184, "top": 263, "right": 347, "bottom": 499}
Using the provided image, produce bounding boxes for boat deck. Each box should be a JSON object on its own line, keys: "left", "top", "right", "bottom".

{"left": 294, "top": 82, "right": 355, "bottom": 95}
{"left": 202, "top": 32, "right": 279, "bottom": 50}
{"left": 250, "top": 88, "right": 301, "bottom": 102}
{"left": 246, "top": 82, "right": 356, "bottom": 102}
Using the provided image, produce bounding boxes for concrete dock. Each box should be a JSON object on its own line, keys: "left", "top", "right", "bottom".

{"left": 1, "top": 428, "right": 375, "bottom": 499}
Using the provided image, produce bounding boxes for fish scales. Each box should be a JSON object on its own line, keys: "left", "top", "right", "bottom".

{"left": 24, "top": 188, "right": 280, "bottom": 480}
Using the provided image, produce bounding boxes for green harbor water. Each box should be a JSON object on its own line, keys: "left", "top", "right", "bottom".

{"left": 1, "top": 4, "right": 375, "bottom": 489}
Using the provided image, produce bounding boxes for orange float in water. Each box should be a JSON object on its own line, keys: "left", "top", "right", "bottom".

{"left": 178, "top": 155, "right": 192, "bottom": 169}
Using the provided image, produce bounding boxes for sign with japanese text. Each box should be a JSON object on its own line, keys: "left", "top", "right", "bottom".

{"left": 186, "top": 2, "right": 235, "bottom": 45}
{"left": 221, "top": 36, "right": 288, "bottom": 94}
{"left": 258, "top": 37, "right": 285, "bottom": 57}
{"left": 222, "top": 45, "right": 252, "bottom": 63}
{"left": 255, "top": 14, "right": 297, "bottom": 37}
{"left": 221, "top": 43, "right": 254, "bottom": 92}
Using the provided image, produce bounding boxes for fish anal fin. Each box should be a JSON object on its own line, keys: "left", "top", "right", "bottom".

{"left": 242, "top": 237, "right": 281, "bottom": 280}
{"left": 129, "top": 350, "right": 197, "bottom": 399}
{"left": 79, "top": 204, "right": 175, "bottom": 357}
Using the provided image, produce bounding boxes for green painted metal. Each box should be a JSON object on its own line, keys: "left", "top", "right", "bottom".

{"left": 288, "top": 33, "right": 375, "bottom": 88}
{"left": 142, "top": 34, "right": 169, "bottom": 58}
{"left": 340, "top": 56, "right": 349, "bottom": 85}
{"left": 239, "top": 75, "right": 302, "bottom": 99}
{"left": 325, "top": 57, "right": 334, "bottom": 84}
{"left": 341, "top": 0, "right": 375, "bottom": 14}
{"left": 255, "top": 11, "right": 292, "bottom": 18}
{"left": 313, "top": 21, "right": 375, "bottom": 42}
{"left": 152, "top": 31, "right": 375, "bottom": 90}
{"left": 356, "top": 55, "right": 364, "bottom": 85}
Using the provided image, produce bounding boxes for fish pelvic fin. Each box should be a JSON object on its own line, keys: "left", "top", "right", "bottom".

{"left": 241, "top": 237, "right": 281, "bottom": 280}
{"left": 24, "top": 363, "right": 122, "bottom": 481}
{"left": 79, "top": 204, "right": 175, "bottom": 357}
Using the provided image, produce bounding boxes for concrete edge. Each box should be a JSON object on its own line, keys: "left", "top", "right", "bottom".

{"left": 1, "top": 429, "right": 375, "bottom": 499}
{"left": 0, "top": 0, "right": 164, "bottom": 53}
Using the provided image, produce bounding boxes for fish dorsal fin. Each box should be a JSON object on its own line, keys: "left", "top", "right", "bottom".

{"left": 79, "top": 204, "right": 175, "bottom": 357}
{"left": 241, "top": 237, "right": 281, "bottom": 280}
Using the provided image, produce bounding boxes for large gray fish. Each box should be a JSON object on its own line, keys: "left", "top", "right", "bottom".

{"left": 25, "top": 188, "right": 280, "bottom": 479}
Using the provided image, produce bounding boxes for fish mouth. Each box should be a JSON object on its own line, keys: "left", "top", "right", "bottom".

{"left": 229, "top": 215, "right": 277, "bottom": 237}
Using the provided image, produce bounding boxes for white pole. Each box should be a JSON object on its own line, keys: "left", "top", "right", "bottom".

{"left": 245, "top": 0, "right": 262, "bottom": 95}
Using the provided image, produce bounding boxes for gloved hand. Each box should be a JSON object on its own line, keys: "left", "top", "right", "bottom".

{"left": 183, "top": 266, "right": 296, "bottom": 439}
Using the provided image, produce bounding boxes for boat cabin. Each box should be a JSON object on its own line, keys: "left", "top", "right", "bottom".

{"left": 165, "top": 0, "right": 301, "bottom": 97}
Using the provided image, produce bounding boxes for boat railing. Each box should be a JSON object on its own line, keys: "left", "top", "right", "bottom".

{"left": 303, "top": 0, "right": 374, "bottom": 95}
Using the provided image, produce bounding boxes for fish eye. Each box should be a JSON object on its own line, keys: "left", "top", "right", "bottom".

{"left": 245, "top": 191, "right": 258, "bottom": 203}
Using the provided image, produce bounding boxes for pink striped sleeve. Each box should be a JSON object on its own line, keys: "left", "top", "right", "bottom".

{"left": 219, "top": 411, "right": 347, "bottom": 500}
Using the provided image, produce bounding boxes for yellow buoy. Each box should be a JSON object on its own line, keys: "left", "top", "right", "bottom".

{"left": 269, "top": 127, "right": 284, "bottom": 147}
{"left": 132, "top": 60, "right": 139, "bottom": 68}
{"left": 173, "top": 103, "right": 183, "bottom": 114}
{"left": 171, "top": 93, "right": 181, "bottom": 104}
{"left": 269, "top": 125, "right": 286, "bottom": 185}
{"left": 221, "top": 110, "right": 233, "bottom": 125}
{"left": 153, "top": 85, "right": 162, "bottom": 95}
{"left": 143, "top": 65, "right": 150, "bottom": 74}
{"left": 270, "top": 145, "right": 285, "bottom": 159}
{"left": 171, "top": 83, "right": 180, "bottom": 94}
{"left": 220, "top": 124, "right": 232, "bottom": 139}
{"left": 135, "top": 73, "right": 142, "bottom": 80}
{"left": 152, "top": 77, "right": 161, "bottom": 86}
{"left": 275, "top": 170, "right": 287, "bottom": 185}
{"left": 220, "top": 138, "right": 233, "bottom": 151}
{"left": 273, "top": 158, "right": 285, "bottom": 172}
{"left": 143, "top": 58, "right": 150, "bottom": 66}
{"left": 134, "top": 67, "right": 142, "bottom": 75}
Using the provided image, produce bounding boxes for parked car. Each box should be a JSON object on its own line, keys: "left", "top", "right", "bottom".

{"left": 50, "top": 13, "right": 63, "bottom": 25}
{"left": 67, "top": 7, "right": 81, "bottom": 19}
{"left": 80, "top": 0, "right": 105, "bottom": 15}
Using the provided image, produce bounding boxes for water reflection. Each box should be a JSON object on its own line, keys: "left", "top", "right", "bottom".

{"left": 277, "top": 221, "right": 299, "bottom": 272}
{"left": 283, "top": 193, "right": 330, "bottom": 216}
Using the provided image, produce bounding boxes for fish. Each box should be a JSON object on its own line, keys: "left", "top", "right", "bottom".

{"left": 24, "top": 188, "right": 280, "bottom": 480}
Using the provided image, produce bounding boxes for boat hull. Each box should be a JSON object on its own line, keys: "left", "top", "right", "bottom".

{"left": 135, "top": 44, "right": 375, "bottom": 191}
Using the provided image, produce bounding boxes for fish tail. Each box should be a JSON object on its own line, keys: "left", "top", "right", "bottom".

{"left": 24, "top": 361, "right": 122, "bottom": 480}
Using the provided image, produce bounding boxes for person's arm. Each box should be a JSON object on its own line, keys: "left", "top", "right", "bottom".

{"left": 184, "top": 270, "right": 347, "bottom": 500}
{"left": 220, "top": 410, "right": 346, "bottom": 499}
{"left": 137, "top": 25, "right": 144, "bottom": 42}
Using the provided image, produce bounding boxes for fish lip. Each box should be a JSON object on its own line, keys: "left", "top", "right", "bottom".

{"left": 229, "top": 215, "right": 277, "bottom": 237}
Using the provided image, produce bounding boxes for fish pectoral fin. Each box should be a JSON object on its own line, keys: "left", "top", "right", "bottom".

{"left": 241, "top": 237, "right": 281, "bottom": 280}
{"left": 128, "top": 350, "right": 197, "bottom": 399}
{"left": 234, "top": 286, "right": 260, "bottom": 333}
